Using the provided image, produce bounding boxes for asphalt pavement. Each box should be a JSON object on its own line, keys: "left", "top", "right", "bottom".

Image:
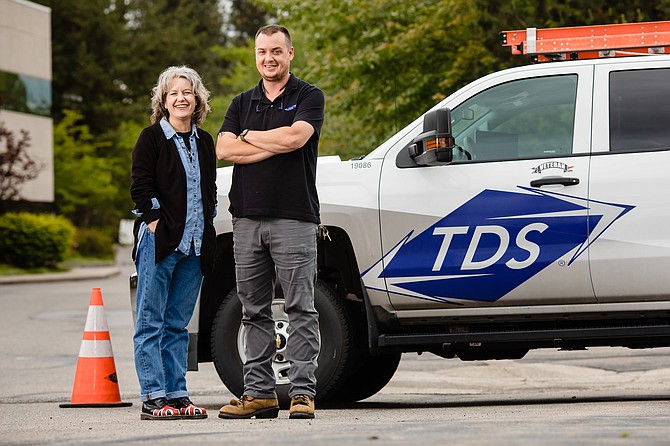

{"left": 3, "top": 245, "right": 670, "bottom": 445}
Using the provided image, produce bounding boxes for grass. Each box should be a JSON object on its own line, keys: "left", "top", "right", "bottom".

{"left": 0, "top": 263, "right": 70, "bottom": 275}
{"left": 61, "top": 255, "right": 116, "bottom": 268}
{"left": 0, "top": 253, "right": 116, "bottom": 276}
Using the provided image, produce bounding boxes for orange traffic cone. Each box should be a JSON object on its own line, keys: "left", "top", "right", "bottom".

{"left": 60, "top": 288, "right": 132, "bottom": 408}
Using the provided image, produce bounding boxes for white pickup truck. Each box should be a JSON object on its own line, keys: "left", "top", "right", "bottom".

{"left": 133, "top": 22, "right": 670, "bottom": 405}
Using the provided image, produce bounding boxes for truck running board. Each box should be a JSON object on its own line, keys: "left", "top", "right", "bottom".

{"left": 378, "top": 324, "right": 670, "bottom": 349}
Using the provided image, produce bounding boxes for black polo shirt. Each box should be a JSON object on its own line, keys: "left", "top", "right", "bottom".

{"left": 219, "top": 73, "right": 325, "bottom": 224}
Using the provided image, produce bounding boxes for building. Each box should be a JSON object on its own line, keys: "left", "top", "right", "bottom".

{"left": 0, "top": 0, "right": 53, "bottom": 202}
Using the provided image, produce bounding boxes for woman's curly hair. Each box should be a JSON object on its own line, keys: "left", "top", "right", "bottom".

{"left": 150, "top": 65, "right": 211, "bottom": 127}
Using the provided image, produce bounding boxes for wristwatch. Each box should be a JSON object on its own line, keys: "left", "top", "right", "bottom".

{"left": 239, "top": 128, "right": 249, "bottom": 142}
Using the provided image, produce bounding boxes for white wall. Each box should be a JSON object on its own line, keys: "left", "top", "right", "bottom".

{"left": 0, "top": 0, "right": 51, "bottom": 79}
{"left": 0, "top": 0, "right": 53, "bottom": 202}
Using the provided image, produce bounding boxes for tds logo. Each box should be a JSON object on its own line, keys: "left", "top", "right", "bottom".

{"left": 363, "top": 187, "right": 633, "bottom": 304}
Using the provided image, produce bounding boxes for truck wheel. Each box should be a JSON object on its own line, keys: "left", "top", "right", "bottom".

{"left": 331, "top": 352, "right": 401, "bottom": 402}
{"left": 210, "top": 279, "right": 355, "bottom": 407}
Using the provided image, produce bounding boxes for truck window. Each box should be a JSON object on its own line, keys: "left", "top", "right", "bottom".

{"left": 609, "top": 68, "right": 670, "bottom": 152}
{"left": 452, "top": 75, "right": 577, "bottom": 161}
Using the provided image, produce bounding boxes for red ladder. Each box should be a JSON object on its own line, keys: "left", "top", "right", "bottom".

{"left": 500, "top": 20, "right": 670, "bottom": 62}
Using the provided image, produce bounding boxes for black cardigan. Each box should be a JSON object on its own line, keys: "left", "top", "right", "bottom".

{"left": 130, "top": 123, "right": 217, "bottom": 274}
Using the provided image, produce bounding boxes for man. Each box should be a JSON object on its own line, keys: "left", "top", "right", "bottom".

{"left": 216, "top": 24, "right": 325, "bottom": 420}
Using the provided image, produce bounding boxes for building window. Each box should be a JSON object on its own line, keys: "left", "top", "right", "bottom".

{"left": 0, "top": 70, "right": 51, "bottom": 116}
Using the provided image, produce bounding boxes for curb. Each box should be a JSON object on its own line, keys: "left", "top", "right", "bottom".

{"left": 0, "top": 267, "right": 122, "bottom": 285}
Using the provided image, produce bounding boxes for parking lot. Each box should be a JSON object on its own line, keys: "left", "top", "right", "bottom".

{"left": 2, "top": 246, "right": 670, "bottom": 445}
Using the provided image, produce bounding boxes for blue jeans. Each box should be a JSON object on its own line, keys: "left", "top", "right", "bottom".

{"left": 133, "top": 230, "right": 202, "bottom": 401}
{"left": 233, "top": 217, "right": 320, "bottom": 399}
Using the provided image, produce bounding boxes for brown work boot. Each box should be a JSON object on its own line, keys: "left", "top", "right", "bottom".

{"left": 218, "top": 395, "right": 279, "bottom": 419}
{"left": 289, "top": 394, "right": 315, "bottom": 419}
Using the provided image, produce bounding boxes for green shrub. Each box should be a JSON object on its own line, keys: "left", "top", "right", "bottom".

{"left": 0, "top": 212, "right": 75, "bottom": 268}
{"left": 74, "top": 227, "right": 115, "bottom": 259}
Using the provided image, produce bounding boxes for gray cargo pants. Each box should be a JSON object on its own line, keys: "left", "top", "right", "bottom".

{"left": 232, "top": 217, "right": 320, "bottom": 399}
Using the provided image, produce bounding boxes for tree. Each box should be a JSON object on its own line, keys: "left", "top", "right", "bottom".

{"left": 104, "top": 119, "right": 144, "bottom": 228}
{"left": 33, "top": 0, "right": 231, "bottom": 232}
{"left": 0, "top": 121, "right": 42, "bottom": 205}
{"left": 33, "top": 0, "right": 130, "bottom": 135}
{"left": 255, "top": 0, "right": 670, "bottom": 159}
{"left": 32, "top": 0, "right": 670, "bottom": 225}
{"left": 224, "top": 0, "right": 271, "bottom": 45}
{"left": 201, "top": 42, "right": 262, "bottom": 139}
{"left": 35, "top": 0, "right": 227, "bottom": 134}
{"left": 255, "top": 0, "right": 498, "bottom": 158}
{"left": 53, "top": 110, "right": 117, "bottom": 227}
{"left": 115, "top": 0, "right": 227, "bottom": 127}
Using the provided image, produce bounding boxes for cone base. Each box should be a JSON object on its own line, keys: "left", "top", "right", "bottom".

{"left": 59, "top": 401, "right": 133, "bottom": 408}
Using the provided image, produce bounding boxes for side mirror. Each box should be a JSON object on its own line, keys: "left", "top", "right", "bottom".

{"left": 408, "top": 108, "right": 454, "bottom": 166}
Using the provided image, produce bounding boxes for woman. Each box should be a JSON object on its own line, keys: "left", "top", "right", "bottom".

{"left": 130, "top": 66, "right": 216, "bottom": 420}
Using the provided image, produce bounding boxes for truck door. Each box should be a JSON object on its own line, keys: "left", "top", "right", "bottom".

{"left": 589, "top": 61, "right": 670, "bottom": 302}
{"left": 375, "top": 66, "right": 597, "bottom": 311}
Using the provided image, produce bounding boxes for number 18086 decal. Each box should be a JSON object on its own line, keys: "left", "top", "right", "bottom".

{"left": 362, "top": 186, "right": 634, "bottom": 304}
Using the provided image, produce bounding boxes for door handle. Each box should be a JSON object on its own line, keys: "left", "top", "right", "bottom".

{"left": 530, "top": 177, "right": 580, "bottom": 188}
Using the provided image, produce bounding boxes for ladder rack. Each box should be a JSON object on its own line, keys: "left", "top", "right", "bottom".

{"left": 500, "top": 20, "right": 670, "bottom": 63}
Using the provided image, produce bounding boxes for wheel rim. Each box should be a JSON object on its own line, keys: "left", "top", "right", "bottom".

{"left": 236, "top": 299, "right": 292, "bottom": 385}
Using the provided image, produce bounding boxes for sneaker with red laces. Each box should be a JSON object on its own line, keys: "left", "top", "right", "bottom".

{"left": 140, "top": 397, "right": 180, "bottom": 420}
{"left": 168, "top": 397, "right": 208, "bottom": 419}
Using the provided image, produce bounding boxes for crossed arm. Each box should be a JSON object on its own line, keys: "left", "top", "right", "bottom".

{"left": 216, "top": 121, "right": 315, "bottom": 164}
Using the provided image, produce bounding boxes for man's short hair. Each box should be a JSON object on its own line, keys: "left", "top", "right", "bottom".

{"left": 255, "top": 24, "right": 292, "bottom": 48}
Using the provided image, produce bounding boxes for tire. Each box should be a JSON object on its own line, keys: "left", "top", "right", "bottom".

{"left": 210, "top": 279, "right": 355, "bottom": 407}
{"left": 331, "top": 352, "right": 401, "bottom": 402}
